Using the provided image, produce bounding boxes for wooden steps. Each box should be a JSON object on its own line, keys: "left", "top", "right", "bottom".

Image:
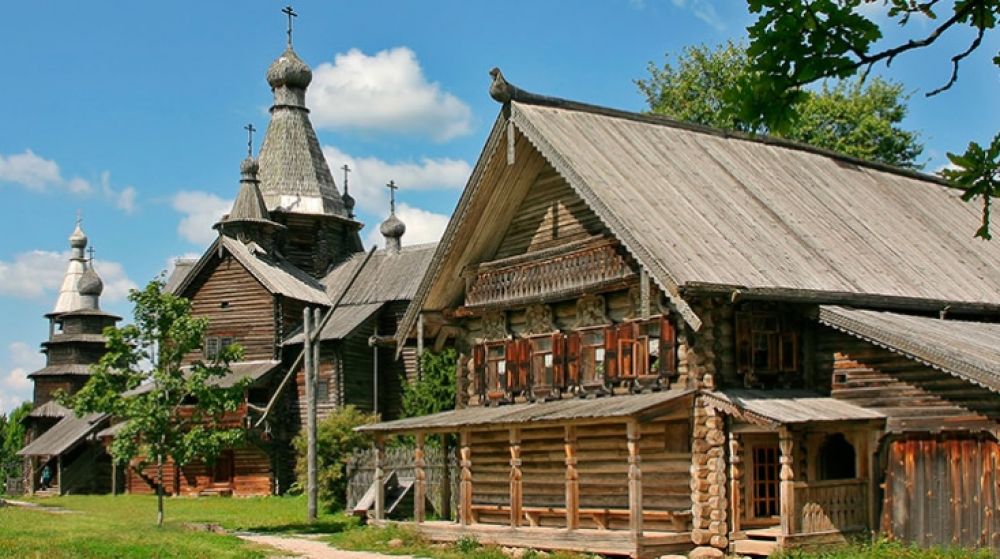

{"left": 733, "top": 525, "right": 780, "bottom": 557}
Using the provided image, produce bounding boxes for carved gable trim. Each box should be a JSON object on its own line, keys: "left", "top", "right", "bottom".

{"left": 481, "top": 310, "right": 508, "bottom": 340}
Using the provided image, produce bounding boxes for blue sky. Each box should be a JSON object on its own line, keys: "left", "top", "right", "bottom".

{"left": 1, "top": 1, "right": 997, "bottom": 413}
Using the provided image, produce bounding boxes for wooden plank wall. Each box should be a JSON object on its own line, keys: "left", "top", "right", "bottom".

{"left": 342, "top": 319, "right": 376, "bottom": 414}
{"left": 493, "top": 165, "right": 607, "bottom": 260}
{"left": 33, "top": 378, "right": 88, "bottom": 406}
{"left": 127, "top": 447, "right": 273, "bottom": 496}
{"left": 185, "top": 255, "right": 277, "bottom": 362}
{"left": 819, "top": 329, "right": 997, "bottom": 431}
{"left": 884, "top": 437, "right": 1000, "bottom": 550}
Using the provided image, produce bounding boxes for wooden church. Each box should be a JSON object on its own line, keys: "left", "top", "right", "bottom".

{"left": 18, "top": 221, "right": 119, "bottom": 495}
{"left": 116, "top": 34, "right": 434, "bottom": 497}
{"left": 361, "top": 71, "right": 1000, "bottom": 558}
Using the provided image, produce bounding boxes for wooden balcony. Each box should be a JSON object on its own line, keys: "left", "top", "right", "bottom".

{"left": 464, "top": 239, "right": 636, "bottom": 308}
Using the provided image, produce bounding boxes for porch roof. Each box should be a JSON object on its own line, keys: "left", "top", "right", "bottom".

{"left": 358, "top": 389, "right": 695, "bottom": 433}
{"left": 703, "top": 390, "right": 885, "bottom": 427}
{"left": 18, "top": 412, "right": 108, "bottom": 457}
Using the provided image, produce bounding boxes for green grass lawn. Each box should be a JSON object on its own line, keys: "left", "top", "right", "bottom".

{"left": 0, "top": 494, "right": 355, "bottom": 559}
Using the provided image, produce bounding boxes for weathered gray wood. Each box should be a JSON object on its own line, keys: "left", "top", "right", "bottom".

{"left": 627, "top": 419, "right": 643, "bottom": 542}
{"left": 304, "top": 307, "right": 317, "bottom": 523}
{"left": 414, "top": 433, "right": 426, "bottom": 523}
{"left": 374, "top": 435, "right": 386, "bottom": 521}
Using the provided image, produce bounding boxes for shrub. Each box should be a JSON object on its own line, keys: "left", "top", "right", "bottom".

{"left": 293, "top": 405, "right": 375, "bottom": 511}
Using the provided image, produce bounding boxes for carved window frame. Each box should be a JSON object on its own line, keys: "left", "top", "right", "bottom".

{"left": 736, "top": 310, "right": 799, "bottom": 382}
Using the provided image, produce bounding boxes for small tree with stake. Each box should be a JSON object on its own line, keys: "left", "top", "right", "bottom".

{"left": 66, "top": 279, "right": 250, "bottom": 526}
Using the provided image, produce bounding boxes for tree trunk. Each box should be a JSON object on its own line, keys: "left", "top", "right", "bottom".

{"left": 156, "top": 453, "right": 164, "bottom": 527}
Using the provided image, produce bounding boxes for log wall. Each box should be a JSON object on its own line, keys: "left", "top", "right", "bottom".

{"left": 126, "top": 446, "right": 273, "bottom": 496}
{"left": 185, "top": 255, "right": 277, "bottom": 362}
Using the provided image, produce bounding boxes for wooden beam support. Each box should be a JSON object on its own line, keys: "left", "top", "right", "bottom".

{"left": 460, "top": 430, "right": 473, "bottom": 526}
{"left": 509, "top": 427, "right": 523, "bottom": 527}
{"left": 627, "top": 419, "right": 643, "bottom": 542}
{"left": 374, "top": 434, "right": 386, "bottom": 521}
{"left": 565, "top": 425, "right": 580, "bottom": 530}
{"left": 779, "top": 428, "right": 796, "bottom": 538}
{"left": 729, "top": 431, "right": 742, "bottom": 535}
{"left": 414, "top": 432, "right": 426, "bottom": 523}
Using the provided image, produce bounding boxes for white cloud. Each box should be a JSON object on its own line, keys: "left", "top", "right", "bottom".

{"left": 0, "top": 250, "right": 136, "bottom": 303}
{"left": 171, "top": 191, "right": 232, "bottom": 245}
{"left": 322, "top": 145, "right": 470, "bottom": 215}
{"left": 670, "top": 0, "right": 725, "bottom": 31}
{"left": 0, "top": 341, "right": 45, "bottom": 414}
{"left": 308, "top": 47, "right": 473, "bottom": 142}
{"left": 0, "top": 150, "right": 139, "bottom": 213}
{"left": 364, "top": 203, "right": 450, "bottom": 249}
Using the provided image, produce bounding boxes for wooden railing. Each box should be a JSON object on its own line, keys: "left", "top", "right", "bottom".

{"left": 465, "top": 240, "right": 635, "bottom": 307}
{"left": 792, "top": 479, "right": 867, "bottom": 534}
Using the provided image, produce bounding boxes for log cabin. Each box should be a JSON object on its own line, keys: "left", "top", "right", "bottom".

{"left": 18, "top": 221, "right": 119, "bottom": 495}
{"left": 360, "top": 70, "right": 1000, "bottom": 558}
{"left": 107, "top": 40, "right": 433, "bottom": 497}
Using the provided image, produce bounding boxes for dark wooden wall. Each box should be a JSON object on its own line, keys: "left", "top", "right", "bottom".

{"left": 127, "top": 446, "right": 273, "bottom": 496}
{"left": 493, "top": 165, "right": 607, "bottom": 261}
{"left": 185, "top": 255, "right": 277, "bottom": 362}
{"left": 883, "top": 437, "right": 1000, "bottom": 550}
{"left": 274, "top": 214, "right": 362, "bottom": 279}
{"left": 819, "top": 329, "right": 997, "bottom": 432}
{"left": 33, "top": 377, "right": 89, "bottom": 406}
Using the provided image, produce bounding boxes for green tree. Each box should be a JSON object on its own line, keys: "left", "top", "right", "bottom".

{"left": 66, "top": 279, "right": 249, "bottom": 526}
{"left": 636, "top": 41, "right": 923, "bottom": 167}
{"left": 402, "top": 349, "right": 458, "bottom": 418}
{"left": 293, "top": 405, "right": 374, "bottom": 511}
{"left": 1, "top": 403, "right": 31, "bottom": 494}
{"left": 734, "top": 0, "right": 1000, "bottom": 237}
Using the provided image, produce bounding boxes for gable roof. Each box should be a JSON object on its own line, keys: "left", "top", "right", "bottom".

{"left": 322, "top": 243, "right": 436, "bottom": 305}
{"left": 818, "top": 306, "right": 1000, "bottom": 394}
{"left": 398, "top": 93, "right": 1000, "bottom": 342}
{"left": 702, "top": 389, "right": 885, "bottom": 426}
{"left": 164, "top": 258, "right": 197, "bottom": 294}
{"left": 175, "top": 236, "right": 328, "bottom": 305}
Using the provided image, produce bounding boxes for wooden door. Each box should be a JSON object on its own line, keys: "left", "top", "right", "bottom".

{"left": 213, "top": 450, "right": 234, "bottom": 485}
{"left": 883, "top": 438, "right": 1000, "bottom": 550}
{"left": 746, "top": 440, "right": 781, "bottom": 525}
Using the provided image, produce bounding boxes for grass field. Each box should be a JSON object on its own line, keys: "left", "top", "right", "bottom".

{"left": 0, "top": 494, "right": 355, "bottom": 558}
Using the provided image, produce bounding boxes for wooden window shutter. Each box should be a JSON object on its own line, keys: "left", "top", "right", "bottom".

{"left": 736, "top": 312, "right": 751, "bottom": 375}
{"left": 567, "top": 331, "right": 581, "bottom": 386}
{"left": 517, "top": 338, "right": 531, "bottom": 391}
{"left": 552, "top": 332, "right": 565, "bottom": 388}
{"left": 780, "top": 331, "right": 798, "bottom": 372}
{"left": 505, "top": 339, "right": 519, "bottom": 392}
{"left": 660, "top": 315, "right": 676, "bottom": 375}
{"left": 618, "top": 322, "right": 637, "bottom": 378}
{"left": 604, "top": 325, "right": 619, "bottom": 381}
{"left": 473, "top": 344, "right": 486, "bottom": 397}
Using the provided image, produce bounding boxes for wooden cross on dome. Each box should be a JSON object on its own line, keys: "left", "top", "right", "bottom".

{"left": 244, "top": 123, "right": 256, "bottom": 157}
{"left": 386, "top": 180, "right": 398, "bottom": 213}
{"left": 87, "top": 246, "right": 95, "bottom": 263}
{"left": 341, "top": 164, "right": 351, "bottom": 195}
{"left": 282, "top": 5, "right": 298, "bottom": 47}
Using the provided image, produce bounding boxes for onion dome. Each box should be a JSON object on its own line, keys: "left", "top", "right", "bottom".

{"left": 69, "top": 223, "right": 88, "bottom": 249}
{"left": 78, "top": 267, "right": 104, "bottom": 297}
{"left": 341, "top": 191, "right": 356, "bottom": 219}
{"left": 266, "top": 47, "right": 312, "bottom": 89}
{"left": 380, "top": 212, "right": 406, "bottom": 239}
{"left": 240, "top": 156, "right": 260, "bottom": 178}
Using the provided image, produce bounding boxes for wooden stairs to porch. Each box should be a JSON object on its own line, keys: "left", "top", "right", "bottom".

{"left": 732, "top": 526, "right": 780, "bottom": 557}
{"left": 32, "top": 488, "right": 60, "bottom": 498}
{"left": 198, "top": 484, "right": 233, "bottom": 497}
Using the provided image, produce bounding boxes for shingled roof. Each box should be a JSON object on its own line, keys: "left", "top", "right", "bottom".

{"left": 398, "top": 89, "right": 1000, "bottom": 341}
{"left": 18, "top": 413, "right": 107, "bottom": 457}
{"left": 818, "top": 306, "right": 1000, "bottom": 394}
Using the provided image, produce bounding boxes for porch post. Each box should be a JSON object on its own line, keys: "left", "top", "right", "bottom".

{"left": 414, "top": 432, "right": 426, "bottom": 523}
{"left": 565, "top": 425, "right": 579, "bottom": 530}
{"left": 509, "top": 427, "right": 523, "bottom": 527}
{"left": 729, "top": 431, "right": 742, "bottom": 535}
{"left": 779, "top": 428, "right": 796, "bottom": 537}
{"left": 374, "top": 434, "right": 386, "bottom": 521}
{"left": 627, "top": 419, "right": 643, "bottom": 542}
{"left": 866, "top": 429, "right": 880, "bottom": 534}
{"left": 460, "top": 430, "right": 473, "bottom": 526}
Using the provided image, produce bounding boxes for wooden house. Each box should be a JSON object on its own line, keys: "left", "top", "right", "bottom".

{"left": 115, "top": 42, "right": 433, "bottom": 497}
{"left": 360, "top": 72, "right": 1000, "bottom": 558}
{"left": 18, "top": 221, "right": 119, "bottom": 495}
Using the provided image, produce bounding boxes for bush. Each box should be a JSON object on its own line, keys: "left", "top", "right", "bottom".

{"left": 293, "top": 405, "right": 375, "bottom": 511}
{"left": 402, "top": 349, "right": 457, "bottom": 418}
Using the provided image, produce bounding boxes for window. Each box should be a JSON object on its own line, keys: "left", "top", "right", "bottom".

{"left": 578, "top": 328, "right": 606, "bottom": 387}
{"left": 316, "top": 378, "right": 330, "bottom": 404}
{"left": 530, "top": 334, "right": 563, "bottom": 398}
{"left": 736, "top": 310, "right": 799, "bottom": 380}
{"left": 752, "top": 445, "right": 780, "bottom": 518}
{"left": 204, "top": 336, "right": 235, "bottom": 359}
{"left": 483, "top": 342, "right": 507, "bottom": 401}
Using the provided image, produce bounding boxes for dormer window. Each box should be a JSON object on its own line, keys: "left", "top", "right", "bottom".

{"left": 736, "top": 310, "right": 798, "bottom": 384}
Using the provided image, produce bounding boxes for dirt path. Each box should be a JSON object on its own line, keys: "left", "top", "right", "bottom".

{"left": 239, "top": 533, "right": 422, "bottom": 559}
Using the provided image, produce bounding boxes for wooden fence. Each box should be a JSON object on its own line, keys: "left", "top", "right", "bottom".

{"left": 347, "top": 445, "right": 458, "bottom": 517}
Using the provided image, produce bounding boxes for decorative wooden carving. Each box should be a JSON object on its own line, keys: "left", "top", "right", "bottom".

{"left": 565, "top": 425, "right": 579, "bottom": 530}
{"left": 481, "top": 310, "right": 507, "bottom": 340}
{"left": 625, "top": 285, "right": 642, "bottom": 320}
{"left": 414, "top": 433, "right": 426, "bottom": 523}
{"left": 524, "top": 304, "right": 554, "bottom": 335}
{"left": 465, "top": 240, "right": 635, "bottom": 308}
{"left": 574, "top": 294, "right": 607, "bottom": 328}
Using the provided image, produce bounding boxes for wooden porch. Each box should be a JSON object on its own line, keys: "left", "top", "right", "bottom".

{"left": 383, "top": 520, "right": 691, "bottom": 559}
